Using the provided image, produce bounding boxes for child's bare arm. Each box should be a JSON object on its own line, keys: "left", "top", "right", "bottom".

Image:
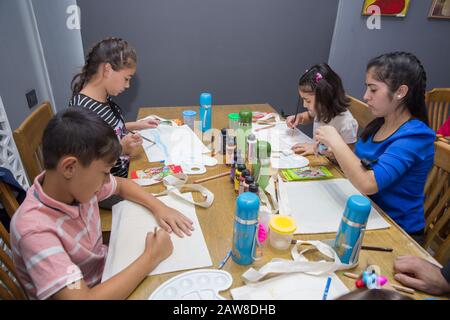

{"left": 286, "top": 111, "right": 313, "bottom": 128}
{"left": 52, "top": 229, "right": 172, "bottom": 300}
{"left": 114, "top": 177, "right": 194, "bottom": 237}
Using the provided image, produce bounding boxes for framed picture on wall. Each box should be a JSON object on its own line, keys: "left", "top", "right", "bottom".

{"left": 429, "top": 0, "right": 450, "bottom": 19}
{"left": 362, "top": 0, "right": 411, "bottom": 17}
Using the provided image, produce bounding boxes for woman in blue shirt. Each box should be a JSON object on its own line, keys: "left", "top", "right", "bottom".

{"left": 316, "top": 52, "right": 435, "bottom": 243}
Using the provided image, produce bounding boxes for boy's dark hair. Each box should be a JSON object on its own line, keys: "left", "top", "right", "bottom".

{"left": 361, "top": 52, "right": 429, "bottom": 141}
{"left": 298, "top": 63, "right": 350, "bottom": 123}
{"left": 71, "top": 37, "right": 137, "bottom": 96}
{"left": 336, "top": 288, "right": 413, "bottom": 300}
{"left": 42, "top": 108, "right": 122, "bottom": 169}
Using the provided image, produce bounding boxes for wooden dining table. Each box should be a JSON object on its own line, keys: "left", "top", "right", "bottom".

{"left": 103, "top": 103, "right": 445, "bottom": 300}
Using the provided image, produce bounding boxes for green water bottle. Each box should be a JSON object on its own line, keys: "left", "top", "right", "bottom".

{"left": 254, "top": 141, "right": 271, "bottom": 191}
{"left": 237, "top": 110, "right": 252, "bottom": 162}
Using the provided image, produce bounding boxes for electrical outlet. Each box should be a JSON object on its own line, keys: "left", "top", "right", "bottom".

{"left": 26, "top": 89, "right": 38, "bottom": 109}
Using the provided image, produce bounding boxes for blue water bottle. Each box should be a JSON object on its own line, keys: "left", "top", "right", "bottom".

{"left": 199, "top": 92, "right": 212, "bottom": 133}
{"left": 232, "top": 192, "right": 260, "bottom": 265}
{"left": 333, "top": 195, "right": 371, "bottom": 265}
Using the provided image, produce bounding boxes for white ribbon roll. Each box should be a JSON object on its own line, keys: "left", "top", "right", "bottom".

{"left": 241, "top": 240, "right": 356, "bottom": 283}
{"left": 153, "top": 174, "right": 214, "bottom": 208}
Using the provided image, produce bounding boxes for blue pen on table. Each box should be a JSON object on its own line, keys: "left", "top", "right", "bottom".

{"left": 218, "top": 250, "right": 232, "bottom": 269}
{"left": 322, "top": 276, "right": 332, "bottom": 300}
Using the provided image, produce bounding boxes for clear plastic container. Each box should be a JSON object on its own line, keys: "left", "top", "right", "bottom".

{"left": 183, "top": 110, "right": 197, "bottom": 131}
{"left": 228, "top": 113, "right": 239, "bottom": 135}
{"left": 269, "top": 215, "right": 297, "bottom": 250}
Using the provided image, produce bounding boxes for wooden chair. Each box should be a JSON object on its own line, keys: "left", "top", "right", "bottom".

{"left": 347, "top": 95, "right": 375, "bottom": 130}
{"left": 13, "top": 101, "right": 54, "bottom": 183}
{"left": 425, "top": 88, "right": 450, "bottom": 132}
{"left": 423, "top": 141, "right": 450, "bottom": 264}
{"left": 0, "top": 181, "right": 20, "bottom": 220}
{"left": 0, "top": 182, "right": 27, "bottom": 299}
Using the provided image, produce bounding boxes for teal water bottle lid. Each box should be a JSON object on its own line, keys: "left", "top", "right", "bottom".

{"left": 346, "top": 195, "right": 372, "bottom": 224}
{"left": 200, "top": 93, "right": 212, "bottom": 106}
{"left": 236, "top": 192, "right": 260, "bottom": 220}
{"left": 228, "top": 113, "right": 239, "bottom": 121}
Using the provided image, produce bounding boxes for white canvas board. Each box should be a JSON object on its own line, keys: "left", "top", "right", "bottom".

{"left": 231, "top": 272, "right": 349, "bottom": 300}
{"left": 102, "top": 193, "right": 212, "bottom": 282}
{"left": 278, "top": 178, "right": 390, "bottom": 234}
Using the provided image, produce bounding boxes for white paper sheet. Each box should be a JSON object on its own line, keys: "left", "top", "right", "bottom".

{"left": 102, "top": 193, "right": 212, "bottom": 282}
{"left": 278, "top": 178, "right": 390, "bottom": 234}
{"left": 252, "top": 122, "right": 313, "bottom": 152}
{"left": 231, "top": 272, "right": 349, "bottom": 300}
{"left": 253, "top": 123, "right": 312, "bottom": 168}
{"left": 140, "top": 125, "right": 210, "bottom": 163}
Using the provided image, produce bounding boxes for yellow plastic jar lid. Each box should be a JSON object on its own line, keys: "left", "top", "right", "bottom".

{"left": 269, "top": 215, "right": 297, "bottom": 235}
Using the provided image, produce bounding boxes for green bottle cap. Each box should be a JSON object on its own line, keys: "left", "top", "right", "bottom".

{"left": 228, "top": 113, "right": 239, "bottom": 121}
{"left": 239, "top": 110, "right": 252, "bottom": 124}
{"left": 257, "top": 141, "right": 271, "bottom": 158}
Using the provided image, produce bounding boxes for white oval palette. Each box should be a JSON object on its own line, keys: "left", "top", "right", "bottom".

{"left": 148, "top": 269, "right": 233, "bottom": 300}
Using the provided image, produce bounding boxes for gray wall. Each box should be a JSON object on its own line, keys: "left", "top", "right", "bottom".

{"left": 329, "top": 0, "right": 450, "bottom": 101}
{"left": 32, "top": 0, "right": 85, "bottom": 112}
{"left": 0, "top": 0, "right": 83, "bottom": 130}
{"left": 77, "top": 0, "right": 339, "bottom": 122}
{"left": 0, "top": 0, "right": 52, "bottom": 130}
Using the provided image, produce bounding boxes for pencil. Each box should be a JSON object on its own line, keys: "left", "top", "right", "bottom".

{"left": 322, "top": 276, "right": 332, "bottom": 300}
{"left": 193, "top": 172, "right": 229, "bottom": 184}
{"left": 291, "top": 96, "right": 301, "bottom": 136}
{"left": 343, "top": 272, "right": 359, "bottom": 280}
{"left": 391, "top": 284, "right": 415, "bottom": 295}
{"left": 255, "top": 124, "right": 276, "bottom": 132}
{"left": 361, "top": 245, "right": 393, "bottom": 252}
{"left": 218, "top": 250, "right": 232, "bottom": 269}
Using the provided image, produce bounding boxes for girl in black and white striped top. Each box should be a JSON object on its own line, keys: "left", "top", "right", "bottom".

{"left": 69, "top": 38, "right": 159, "bottom": 178}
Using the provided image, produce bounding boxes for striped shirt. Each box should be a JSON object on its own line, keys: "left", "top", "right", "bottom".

{"left": 10, "top": 172, "right": 117, "bottom": 300}
{"left": 69, "top": 94, "right": 129, "bottom": 177}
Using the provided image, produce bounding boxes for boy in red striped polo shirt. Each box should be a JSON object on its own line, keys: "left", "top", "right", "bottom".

{"left": 10, "top": 108, "right": 194, "bottom": 299}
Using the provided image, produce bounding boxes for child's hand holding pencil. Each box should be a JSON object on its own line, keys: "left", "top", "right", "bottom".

{"left": 144, "top": 227, "right": 174, "bottom": 265}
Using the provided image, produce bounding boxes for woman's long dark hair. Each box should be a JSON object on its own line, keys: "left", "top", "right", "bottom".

{"left": 298, "top": 63, "right": 350, "bottom": 123}
{"left": 361, "top": 52, "right": 429, "bottom": 141}
{"left": 71, "top": 37, "right": 137, "bottom": 97}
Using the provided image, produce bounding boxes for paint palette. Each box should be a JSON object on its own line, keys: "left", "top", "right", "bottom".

{"left": 148, "top": 269, "right": 233, "bottom": 300}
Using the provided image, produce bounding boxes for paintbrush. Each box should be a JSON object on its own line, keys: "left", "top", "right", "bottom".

{"left": 129, "top": 130, "right": 156, "bottom": 146}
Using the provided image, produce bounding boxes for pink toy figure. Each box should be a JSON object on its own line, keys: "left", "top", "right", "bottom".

{"left": 257, "top": 223, "right": 268, "bottom": 244}
{"left": 355, "top": 265, "right": 388, "bottom": 289}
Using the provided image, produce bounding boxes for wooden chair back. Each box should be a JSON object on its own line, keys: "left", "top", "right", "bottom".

{"left": 0, "top": 183, "right": 27, "bottom": 300}
{"left": 13, "top": 101, "right": 53, "bottom": 183}
{"left": 423, "top": 141, "right": 450, "bottom": 264}
{"left": 347, "top": 95, "right": 375, "bottom": 130}
{"left": 425, "top": 88, "right": 450, "bottom": 132}
{"left": 1, "top": 223, "right": 27, "bottom": 299}
{"left": 0, "top": 181, "right": 20, "bottom": 220}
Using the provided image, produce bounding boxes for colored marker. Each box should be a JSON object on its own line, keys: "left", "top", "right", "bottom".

{"left": 322, "top": 276, "right": 332, "bottom": 300}
{"left": 218, "top": 250, "right": 232, "bottom": 269}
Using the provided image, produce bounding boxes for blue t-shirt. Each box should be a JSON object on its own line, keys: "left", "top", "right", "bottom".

{"left": 355, "top": 119, "right": 435, "bottom": 234}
